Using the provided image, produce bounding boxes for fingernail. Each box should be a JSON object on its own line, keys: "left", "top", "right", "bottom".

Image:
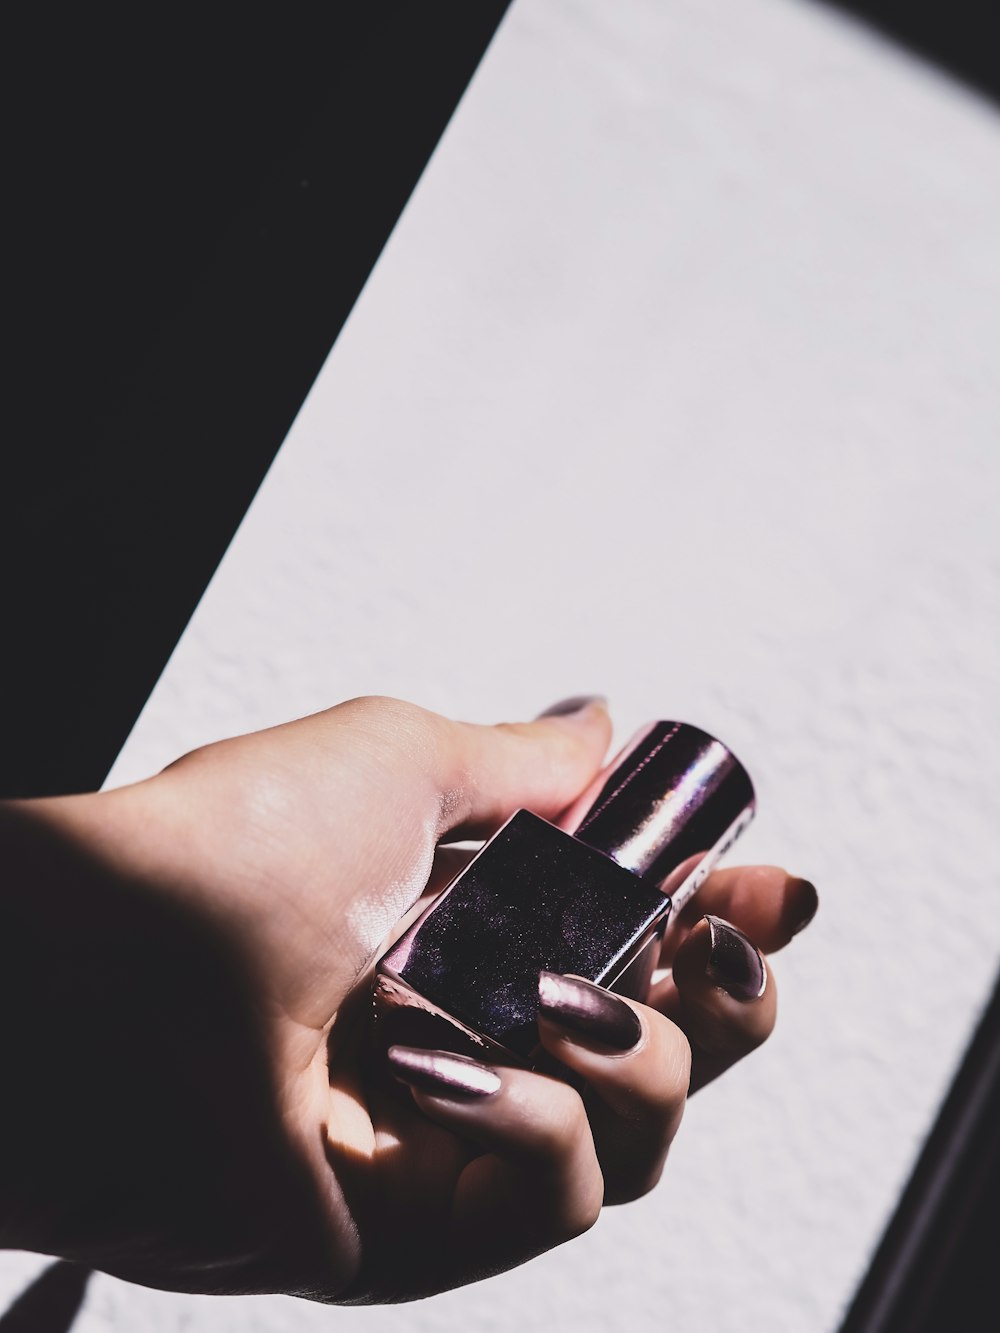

{"left": 537, "top": 695, "right": 608, "bottom": 719}
{"left": 538, "top": 971, "right": 642, "bottom": 1051}
{"left": 789, "top": 878, "right": 819, "bottom": 935}
{"left": 704, "top": 916, "right": 767, "bottom": 1002}
{"left": 387, "top": 1046, "right": 502, "bottom": 1099}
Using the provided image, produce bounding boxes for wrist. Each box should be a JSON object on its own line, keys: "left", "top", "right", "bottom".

{"left": 0, "top": 792, "right": 109, "bottom": 1254}
{"left": 0, "top": 783, "right": 213, "bottom": 1258}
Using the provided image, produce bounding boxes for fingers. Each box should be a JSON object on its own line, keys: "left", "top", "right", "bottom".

{"left": 654, "top": 866, "right": 817, "bottom": 1091}
{"left": 535, "top": 973, "right": 691, "bottom": 1205}
{"left": 651, "top": 915, "right": 776, "bottom": 1093}
{"left": 665, "top": 864, "right": 818, "bottom": 960}
{"left": 385, "top": 906, "right": 786, "bottom": 1289}
{"left": 387, "top": 1046, "right": 604, "bottom": 1291}
{"left": 330, "top": 694, "right": 612, "bottom": 840}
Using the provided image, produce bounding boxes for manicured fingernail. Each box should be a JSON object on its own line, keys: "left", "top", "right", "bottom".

{"left": 387, "top": 1046, "right": 502, "bottom": 1099}
{"left": 537, "top": 695, "right": 608, "bottom": 719}
{"left": 789, "top": 877, "right": 819, "bottom": 935}
{"left": 538, "top": 971, "right": 642, "bottom": 1051}
{"left": 704, "top": 916, "right": 767, "bottom": 1002}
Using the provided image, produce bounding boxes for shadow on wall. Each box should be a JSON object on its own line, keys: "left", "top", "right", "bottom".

{"left": 817, "top": 0, "right": 1000, "bottom": 105}
{"left": 0, "top": 1264, "right": 91, "bottom": 1333}
{"left": 1, "top": 2, "right": 997, "bottom": 1332}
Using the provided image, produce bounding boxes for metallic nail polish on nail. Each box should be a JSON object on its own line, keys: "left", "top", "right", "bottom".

{"left": 538, "top": 695, "right": 608, "bottom": 718}
{"left": 538, "top": 972, "right": 643, "bottom": 1051}
{"left": 375, "top": 721, "right": 756, "bottom": 1066}
{"left": 705, "top": 915, "right": 767, "bottom": 1001}
{"left": 387, "top": 1046, "right": 502, "bottom": 1098}
{"left": 789, "top": 878, "right": 820, "bottom": 935}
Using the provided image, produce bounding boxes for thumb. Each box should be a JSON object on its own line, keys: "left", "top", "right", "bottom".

{"left": 330, "top": 694, "right": 613, "bottom": 840}
{"left": 279, "top": 694, "right": 614, "bottom": 1002}
{"left": 142, "top": 695, "right": 612, "bottom": 1009}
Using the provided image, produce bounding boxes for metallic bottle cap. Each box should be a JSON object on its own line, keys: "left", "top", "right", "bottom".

{"left": 560, "top": 721, "right": 756, "bottom": 890}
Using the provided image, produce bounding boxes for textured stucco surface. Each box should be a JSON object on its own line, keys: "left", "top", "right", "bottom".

{"left": 5, "top": 0, "right": 999, "bottom": 1328}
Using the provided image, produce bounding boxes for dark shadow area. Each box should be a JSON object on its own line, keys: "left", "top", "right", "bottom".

{"left": 820, "top": 1, "right": 1000, "bottom": 105}
{"left": 0, "top": 1263, "right": 91, "bottom": 1333}
{"left": 1, "top": 3, "right": 990, "bottom": 803}
{"left": 0, "top": 803, "right": 333, "bottom": 1298}
{"left": 840, "top": 970, "right": 1000, "bottom": 1332}
{"left": 3, "top": 1, "right": 998, "bottom": 1327}
{"left": 1, "top": 1, "right": 509, "bottom": 799}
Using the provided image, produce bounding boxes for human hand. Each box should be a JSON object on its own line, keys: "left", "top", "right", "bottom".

{"left": 0, "top": 697, "right": 817, "bottom": 1302}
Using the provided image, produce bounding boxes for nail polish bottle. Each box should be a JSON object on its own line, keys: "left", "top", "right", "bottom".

{"left": 374, "top": 721, "right": 755, "bottom": 1067}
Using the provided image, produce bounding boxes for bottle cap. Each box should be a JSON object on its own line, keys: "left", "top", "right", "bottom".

{"left": 562, "top": 721, "right": 756, "bottom": 893}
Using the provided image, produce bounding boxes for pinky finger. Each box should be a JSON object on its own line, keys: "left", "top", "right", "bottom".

{"left": 387, "top": 1046, "right": 604, "bottom": 1291}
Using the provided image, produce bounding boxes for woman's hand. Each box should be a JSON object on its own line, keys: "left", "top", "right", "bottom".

{"left": 0, "top": 696, "right": 817, "bottom": 1302}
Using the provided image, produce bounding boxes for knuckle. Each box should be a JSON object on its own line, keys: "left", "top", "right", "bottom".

{"left": 160, "top": 735, "right": 227, "bottom": 774}
{"left": 604, "top": 1161, "right": 667, "bottom": 1207}
{"left": 537, "top": 1089, "right": 592, "bottom": 1162}
{"left": 538, "top": 1171, "right": 603, "bottom": 1246}
{"left": 491, "top": 719, "right": 528, "bottom": 740}
{"left": 634, "top": 1023, "right": 692, "bottom": 1117}
{"left": 340, "top": 695, "right": 446, "bottom": 775}
{"left": 562, "top": 1189, "right": 603, "bottom": 1242}
{"left": 698, "top": 1018, "right": 771, "bottom": 1061}
{"left": 338, "top": 694, "right": 427, "bottom": 734}
{"left": 666, "top": 1027, "right": 694, "bottom": 1096}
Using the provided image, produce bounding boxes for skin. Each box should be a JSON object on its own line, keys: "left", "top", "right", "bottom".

{"left": 0, "top": 696, "right": 817, "bottom": 1303}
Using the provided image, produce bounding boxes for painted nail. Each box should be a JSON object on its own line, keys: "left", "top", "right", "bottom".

{"left": 387, "top": 1046, "right": 502, "bottom": 1099}
{"left": 537, "top": 971, "right": 642, "bottom": 1051}
{"left": 537, "top": 695, "right": 608, "bottom": 719}
{"left": 704, "top": 916, "right": 767, "bottom": 1001}
{"left": 789, "top": 878, "right": 819, "bottom": 935}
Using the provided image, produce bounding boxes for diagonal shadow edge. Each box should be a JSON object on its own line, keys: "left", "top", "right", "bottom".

{"left": 818, "top": 0, "right": 1000, "bottom": 106}
{"left": 0, "top": 1263, "right": 91, "bottom": 1333}
{"left": 1, "top": 2, "right": 511, "bottom": 800}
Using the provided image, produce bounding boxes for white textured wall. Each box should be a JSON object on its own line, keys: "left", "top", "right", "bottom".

{"left": 5, "top": 0, "right": 1000, "bottom": 1328}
